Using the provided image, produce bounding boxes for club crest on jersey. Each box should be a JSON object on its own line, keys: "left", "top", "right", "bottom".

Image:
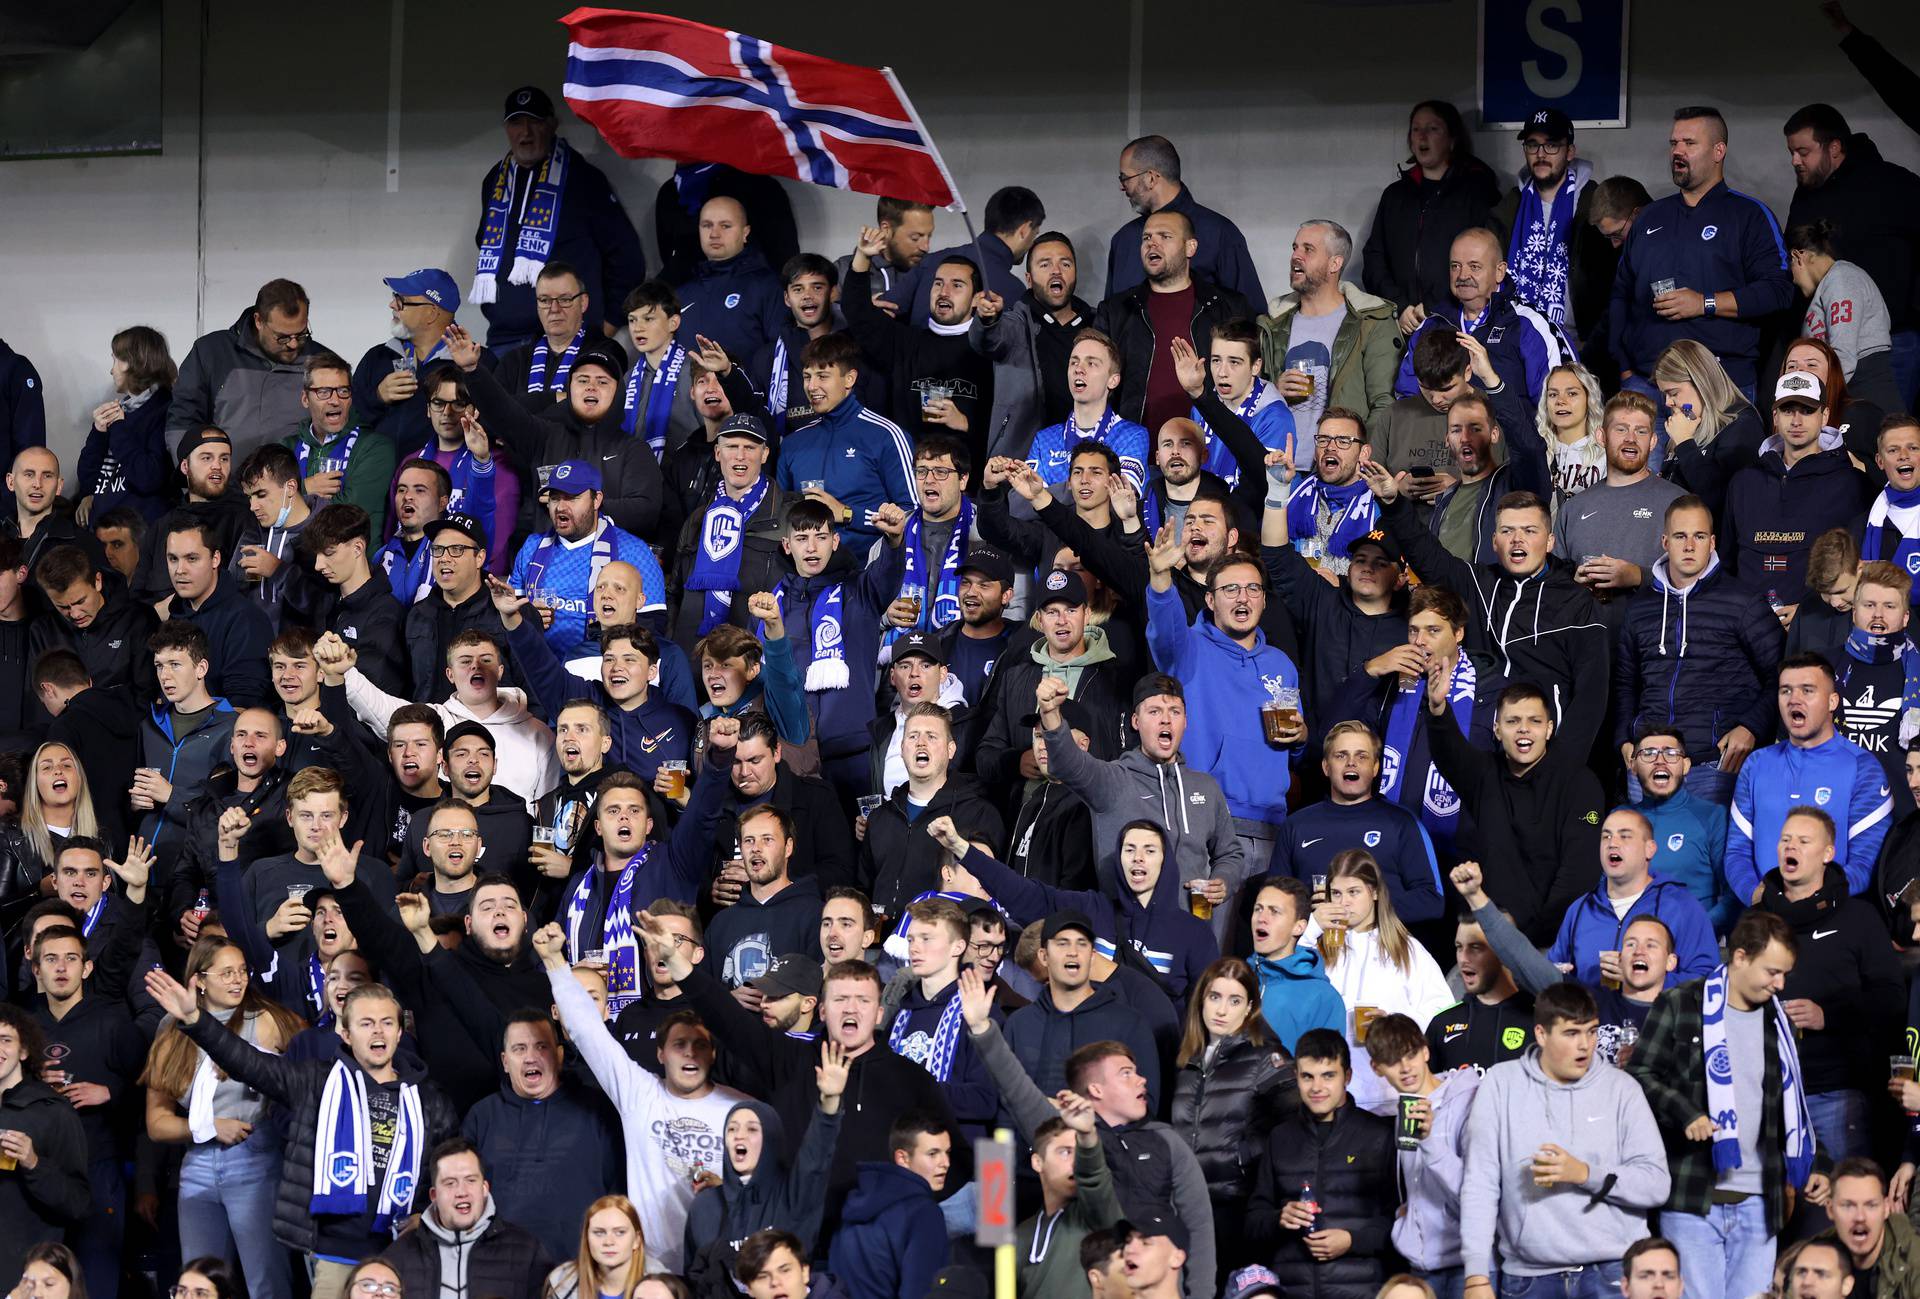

{"left": 725, "top": 293, "right": 742, "bottom": 308}
{"left": 1815, "top": 786, "right": 1832, "bottom": 806}
{"left": 1364, "top": 830, "right": 1382, "bottom": 848}
{"left": 1668, "top": 833, "right": 1685, "bottom": 852}
{"left": 1701, "top": 225, "right": 1719, "bottom": 240}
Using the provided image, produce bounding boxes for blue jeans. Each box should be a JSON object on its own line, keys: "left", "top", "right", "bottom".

{"left": 178, "top": 1130, "right": 291, "bottom": 1299}
{"left": 1890, "top": 329, "right": 1920, "bottom": 411}
{"left": 1806, "top": 1089, "right": 1869, "bottom": 1161}
{"left": 939, "top": 1180, "right": 978, "bottom": 1236}
{"left": 1417, "top": 1266, "right": 1467, "bottom": 1299}
{"left": 1660, "top": 1199, "right": 1774, "bottom": 1299}
{"left": 1499, "top": 1261, "right": 1624, "bottom": 1299}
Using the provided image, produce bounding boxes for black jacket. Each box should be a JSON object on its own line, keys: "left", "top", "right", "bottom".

{"left": 976, "top": 482, "right": 1136, "bottom": 575}
{"left": 668, "top": 475, "right": 790, "bottom": 661}
{"left": 1092, "top": 275, "right": 1254, "bottom": 425}
{"left": 1787, "top": 133, "right": 1920, "bottom": 332}
{"left": 1661, "top": 406, "right": 1766, "bottom": 522}
{"left": 316, "top": 568, "right": 410, "bottom": 698}
{"left": 180, "top": 1020, "right": 460, "bottom": 1255}
{"left": 712, "top": 765, "right": 858, "bottom": 893}
{"left": 465, "top": 361, "right": 667, "bottom": 543}
{"left": 378, "top": 1204, "right": 553, "bottom": 1299}
{"left": 133, "top": 494, "right": 250, "bottom": 605}
{"left": 859, "top": 774, "right": 1006, "bottom": 915}
{"left": 1721, "top": 439, "right": 1869, "bottom": 608}
{"left": 404, "top": 584, "right": 517, "bottom": 704}
{"left": 1006, "top": 778, "right": 1099, "bottom": 893}
{"left": 1362, "top": 157, "right": 1504, "bottom": 312}
{"left": 1758, "top": 865, "right": 1906, "bottom": 1095}
{"left": 1263, "top": 540, "right": 1411, "bottom": 737}
{"left": 0, "top": 1077, "right": 91, "bottom": 1291}
{"left": 27, "top": 585, "right": 159, "bottom": 702}
{"left": 842, "top": 264, "right": 997, "bottom": 467}
{"left": 1382, "top": 495, "right": 1609, "bottom": 757}
{"left": 168, "top": 764, "right": 296, "bottom": 936}
{"left": 159, "top": 577, "right": 274, "bottom": 708}
{"left": 1245, "top": 1100, "right": 1399, "bottom": 1299}
{"left": 1170, "top": 1033, "right": 1298, "bottom": 1203}
{"left": 44, "top": 685, "right": 143, "bottom": 825}
{"left": 1429, "top": 710, "right": 1604, "bottom": 944}
{"left": 970, "top": 628, "right": 1132, "bottom": 795}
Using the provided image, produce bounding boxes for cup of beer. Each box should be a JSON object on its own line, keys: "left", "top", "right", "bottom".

{"left": 1319, "top": 918, "right": 1347, "bottom": 961}
{"left": 661, "top": 760, "right": 690, "bottom": 800}
{"left": 900, "top": 586, "right": 925, "bottom": 622}
{"left": 1599, "top": 950, "right": 1622, "bottom": 991}
{"left": 1186, "top": 881, "right": 1214, "bottom": 921}
{"left": 1354, "top": 1005, "right": 1383, "bottom": 1044}
{"left": 1262, "top": 687, "right": 1303, "bottom": 745}
{"left": 1893, "top": 1054, "right": 1916, "bottom": 1082}
{"left": 1291, "top": 359, "right": 1315, "bottom": 399}
{"left": 0, "top": 1132, "right": 15, "bottom": 1171}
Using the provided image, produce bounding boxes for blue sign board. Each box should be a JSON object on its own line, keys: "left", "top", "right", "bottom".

{"left": 1480, "top": 0, "right": 1630, "bottom": 129}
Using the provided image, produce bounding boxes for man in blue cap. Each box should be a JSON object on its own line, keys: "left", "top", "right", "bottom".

{"left": 352, "top": 268, "right": 473, "bottom": 455}
{"left": 510, "top": 457, "right": 664, "bottom": 660}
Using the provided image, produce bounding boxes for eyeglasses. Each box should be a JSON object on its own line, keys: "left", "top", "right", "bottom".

{"left": 271, "top": 328, "right": 313, "bottom": 346}
{"left": 536, "top": 292, "right": 586, "bottom": 310}
{"left": 352, "top": 1282, "right": 401, "bottom": 1298}
{"left": 306, "top": 385, "right": 351, "bottom": 400}
{"left": 968, "top": 940, "right": 1005, "bottom": 957}
{"left": 428, "top": 828, "right": 478, "bottom": 841}
{"left": 1635, "top": 746, "right": 1685, "bottom": 761}
{"left": 1522, "top": 141, "right": 1569, "bottom": 156}
{"left": 427, "top": 397, "right": 470, "bottom": 411}
{"left": 391, "top": 296, "right": 435, "bottom": 310}
{"left": 1212, "top": 582, "right": 1266, "bottom": 598}
{"left": 170, "top": 1286, "right": 219, "bottom": 1299}
{"left": 1116, "top": 169, "right": 1150, "bottom": 188}
{"left": 914, "top": 465, "right": 957, "bottom": 481}
{"left": 429, "top": 543, "right": 479, "bottom": 558}
{"left": 1320, "top": 434, "right": 1363, "bottom": 450}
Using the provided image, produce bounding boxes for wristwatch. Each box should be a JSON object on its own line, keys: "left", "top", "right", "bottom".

{"left": 1703, "top": 294, "right": 1718, "bottom": 318}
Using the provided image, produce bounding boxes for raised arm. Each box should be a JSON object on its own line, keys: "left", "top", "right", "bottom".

{"left": 1452, "top": 862, "right": 1568, "bottom": 997}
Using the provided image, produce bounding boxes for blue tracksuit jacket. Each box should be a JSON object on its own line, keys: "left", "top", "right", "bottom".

{"left": 1727, "top": 732, "right": 1893, "bottom": 902}
{"left": 1268, "top": 798, "right": 1444, "bottom": 925}
{"left": 774, "top": 394, "right": 918, "bottom": 552}
{"left": 1546, "top": 875, "right": 1719, "bottom": 988}
{"left": 1635, "top": 786, "right": 1739, "bottom": 934}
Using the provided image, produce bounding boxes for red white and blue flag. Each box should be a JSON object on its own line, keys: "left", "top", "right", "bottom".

{"left": 559, "top": 8, "right": 960, "bottom": 209}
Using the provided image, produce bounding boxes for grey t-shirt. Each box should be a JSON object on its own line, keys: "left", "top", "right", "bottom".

{"left": 1283, "top": 306, "right": 1347, "bottom": 458}
{"left": 1807, "top": 259, "right": 1893, "bottom": 378}
{"left": 1553, "top": 474, "right": 1685, "bottom": 631}
{"left": 1718, "top": 1003, "right": 1767, "bottom": 1196}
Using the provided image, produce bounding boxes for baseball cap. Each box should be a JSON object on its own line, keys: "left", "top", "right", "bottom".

{"left": 889, "top": 631, "right": 946, "bottom": 666}
{"left": 1042, "top": 910, "right": 1096, "bottom": 943}
{"left": 503, "top": 86, "right": 555, "bottom": 121}
{"left": 383, "top": 269, "right": 461, "bottom": 313}
{"left": 1020, "top": 699, "right": 1095, "bottom": 735}
{"left": 923, "top": 1268, "right": 990, "bottom": 1299}
{"left": 716, "top": 412, "right": 771, "bottom": 444}
{"left": 958, "top": 545, "right": 1015, "bottom": 588}
{"left": 1517, "top": 107, "right": 1574, "bottom": 142}
{"left": 442, "top": 720, "right": 495, "bottom": 753}
{"left": 750, "top": 955, "right": 823, "bottom": 1001}
{"left": 571, "top": 338, "right": 629, "bottom": 386}
{"left": 1035, "top": 567, "right": 1088, "bottom": 609}
{"left": 1131, "top": 673, "right": 1186, "bottom": 709}
{"left": 1345, "top": 527, "right": 1402, "bottom": 565}
{"left": 424, "top": 511, "right": 488, "bottom": 551}
{"left": 541, "top": 459, "right": 603, "bottom": 498}
{"left": 1773, "top": 371, "right": 1826, "bottom": 410}
{"left": 1120, "top": 1209, "right": 1190, "bottom": 1253}
{"left": 1223, "top": 1266, "right": 1284, "bottom": 1299}
{"left": 176, "top": 426, "right": 231, "bottom": 463}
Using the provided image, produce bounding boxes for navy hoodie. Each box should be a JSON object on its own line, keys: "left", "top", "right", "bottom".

{"left": 704, "top": 875, "right": 826, "bottom": 988}
{"left": 674, "top": 245, "right": 789, "bottom": 365}
{"left": 1000, "top": 967, "right": 1167, "bottom": 1113}
{"left": 1719, "top": 430, "right": 1869, "bottom": 606}
{"left": 827, "top": 1162, "right": 949, "bottom": 1299}
{"left": 1271, "top": 798, "right": 1444, "bottom": 924}
{"left": 683, "top": 1098, "right": 839, "bottom": 1289}
{"left": 507, "top": 616, "right": 697, "bottom": 781}
{"left": 775, "top": 547, "right": 895, "bottom": 759}
{"left": 162, "top": 577, "right": 275, "bottom": 707}
{"left": 887, "top": 978, "right": 999, "bottom": 1139}
{"left": 461, "top": 1080, "right": 622, "bottom": 1262}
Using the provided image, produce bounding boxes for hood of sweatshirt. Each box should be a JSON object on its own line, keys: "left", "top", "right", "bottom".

{"left": 65, "top": 684, "right": 142, "bottom": 743}
{"left": 1027, "top": 623, "right": 1116, "bottom": 670}
{"left": 1755, "top": 428, "right": 1850, "bottom": 477}
{"left": 695, "top": 245, "right": 775, "bottom": 285}
{"left": 448, "top": 687, "right": 535, "bottom": 727}
{"left": 841, "top": 1160, "right": 936, "bottom": 1224}
{"left": 1760, "top": 859, "right": 1852, "bottom": 924}
{"left": 423, "top": 1193, "right": 497, "bottom": 1247}
{"left": 1252, "top": 944, "right": 1332, "bottom": 984}
{"left": 719, "top": 1098, "right": 788, "bottom": 1206}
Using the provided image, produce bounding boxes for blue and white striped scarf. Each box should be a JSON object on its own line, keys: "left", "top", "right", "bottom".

{"left": 309, "top": 1060, "right": 423, "bottom": 1235}
{"left": 526, "top": 327, "right": 584, "bottom": 396}
{"left": 1701, "top": 964, "right": 1813, "bottom": 1187}
{"left": 884, "top": 498, "right": 973, "bottom": 656}
{"left": 566, "top": 848, "right": 647, "bottom": 1014}
{"left": 471, "top": 138, "right": 570, "bottom": 304}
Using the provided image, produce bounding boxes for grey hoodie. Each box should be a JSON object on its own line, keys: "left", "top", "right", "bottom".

{"left": 1041, "top": 714, "right": 1246, "bottom": 890}
{"left": 1458, "top": 1049, "right": 1670, "bottom": 1278}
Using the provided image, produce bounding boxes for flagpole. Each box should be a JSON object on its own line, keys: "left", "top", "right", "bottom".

{"left": 880, "top": 66, "right": 996, "bottom": 290}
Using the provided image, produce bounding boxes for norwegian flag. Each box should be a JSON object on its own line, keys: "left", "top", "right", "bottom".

{"left": 559, "top": 9, "right": 959, "bottom": 209}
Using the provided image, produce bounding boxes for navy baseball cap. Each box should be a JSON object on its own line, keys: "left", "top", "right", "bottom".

{"left": 1518, "top": 107, "right": 1574, "bottom": 142}
{"left": 541, "top": 459, "right": 603, "bottom": 497}
{"left": 1036, "top": 567, "right": 1088, "bottom": 609}
{"left": 384, "top": 269, "right": 461, "bottom": 313}
{"left": 716, "top": 412, "right": 771, "bottom": 444}
{"left": 503, "top": 86, "right": 555, "bottom": 121}
{"left": 890, "top": 631, "right": 946, "bottom": 666}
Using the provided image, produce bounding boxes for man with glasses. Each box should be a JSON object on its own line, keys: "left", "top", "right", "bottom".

{"left": 1490, "top": 108, "right": 1618, "bottom": 351}
{"left": 493, "top": 262, "right": 593, "bottom": 411}
{"left": 170, "top": 277, "right": 328, "bottom": 460}
{"left": 403, "top": 511, "right": 516, "bottom": 701}
{"left": 285, "top": 352, "right": 397, "bottom": 536}
{"left": 1105, "top": 134, "right": 1264, "bottom": 304}
{"left": 406, "top": 367, "right": 513, "bottom": 573}
{"left": 1587, "top": 177, "right": 1653, "bottom": 252}
{"left": 353, "top": 269, "right": 466, "bottom": 454}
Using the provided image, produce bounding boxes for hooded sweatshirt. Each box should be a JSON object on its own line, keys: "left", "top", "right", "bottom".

{"left": 703, "top": 875, "right": 826, "bottom": 989}
{"left": 682, "top": 1098, "right": 840, "bottom": 1294}
{"left": 1634, "top": 786, "right": 1738, "bottom": 934}
{"left": 827, "top": 1162, "right": 949, "bottom": 1299}
{"left": 1392, "top": 1067, "right": 1481, "bottom": 1270}
{"left": 1039, "top": 713, "right": 1247, "bottom": 906}
{"left": 343, "top": 671, "right": 561, "bottom": 812}
{"left": 1545, "top": 875, "right": 1719, "bottom": 989}
{"left": 1301, "top": 919, "right": 1456, "bottom": 1114}
{"left": 1144, "top": 582, "right": 1299, "bottom": 824}
{"left": 1001, "top": 975, "right": 1166, "bottom": 1114}
{"left": 1459, "top": 1051, "right": 1670, "bottom": 1278}
{"left": 377, "top": 1196, "right": 553, "bottom": 1299}
{"left": 1249, "top": 946, "right": 1350, "bottom": 1055}
{"left": 1721, "top": 428, "right": 1869, "bottom": 607}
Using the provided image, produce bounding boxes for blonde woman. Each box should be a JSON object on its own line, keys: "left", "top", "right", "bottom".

{"left": 1537, "top": 364, "right": 1605, "bottom": 511}
{"left": 141, "top": 936, "right": 305, "bottom": 1299}
{"left": 1652, "top": 339, "right": 1764, "bottom": 515}
{"left": 1307, "top": 849, "right": 1453, "bottom": 1115}
{"left": 21, "top": 742, "right": 107, "bottom": 880}
{"left": 546, "top": 1195, "right": 647, "bottom": 1299}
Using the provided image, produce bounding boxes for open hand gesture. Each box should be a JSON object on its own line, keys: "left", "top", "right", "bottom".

{"left": 144, "top": 966, "right": 201, "bottom": 1025}
{"left": 1147, "top": 520, "right": 1185, "bottom": 577}
{"left": 957, "top": 965, "right": 997, "bottom": 1032}
{"left": 693, "top": 334, "right": 731, "bottom": 377}
{"left": 817, "top": 1040, "right": 851, "bottom": 1102}
{"left": 107, "top": 835, "right": 154, "bottom": 895}
{"left": 442, "top": 324, "right": 482, "bottom": 371}
{"left": 1169, "top": 335, "right": 1207, "bottom": 399}
{"left": 317, "top": 833, "right": 362, "bottom": 890}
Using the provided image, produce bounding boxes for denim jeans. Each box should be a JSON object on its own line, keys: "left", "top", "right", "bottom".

{"left": 178, "top": 1130, "right": 291, "bottom": 1299}
{"left": 1660, "top": 1199, "right": 1774, "bottom": 1299}
{"left": 1499, "top": 1261, "right": 1624, "bottom": 1299}
{"left": 1417, "top": 1265, "right": 1467, "bottom": 1299}
{"left": 1805, "top": 1089, "right": 1868, "bottom": 1161}
{"left": 939, "top": 1179, "right": 979, "bottom": 1236}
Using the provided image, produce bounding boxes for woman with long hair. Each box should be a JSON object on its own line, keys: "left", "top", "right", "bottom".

{"left": 1653, "top": 339, "right": 1764, "bottom": 515}
{"left": 1781, "top": 335, "right": 1888, "bottom": 474}
{"left": 169, "top": 1257, "right": 241, "bottom": 1299}
{"left": 1311, "top": 849, "right": 1453, "bottom": 1114}
{"left": 140, "top": 937, "right": 305, "bottom": 1299}
{"left": 1536, "top": 363, "right": 1606, "bottom": 511}
{"left": 74, "top": 324, "right": 177, "bottom": 524}
{"left": 20, "top": 742, "right": 107, "bottom": 881}
{"left": 1170, "top": 957, "right": 1297, "bottom": 1270}
{"left": 1365, "top": 100, "right": 1502, "bottom": 323}
{"left": 546, "top": 1195, "right": 647, "bottom": 1299}
{"left": 11, "top": 1243, "right": 86, "bottom": 1299}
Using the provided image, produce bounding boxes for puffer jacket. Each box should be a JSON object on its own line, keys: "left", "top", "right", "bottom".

{"left": 168, "top": 306, "right": 330, "bottom": 460}
{"left": 1170, "top": 1033, "right": 1298, "bottom": 1202}
{"left": 1614, "top": 554, "right": 1784, "bottom": 766}
{"left": 1258, "top": 281, "right": 1401, "bottom": 438}
{"left": 378, "top": 1198, "right": 552, "bottom": 1299}
{"left": 1245, "top": 1100, "right": 1400, "bottom": 1299}
{"left": 180, "top": 1017, "right": 459, "bottom": 1254}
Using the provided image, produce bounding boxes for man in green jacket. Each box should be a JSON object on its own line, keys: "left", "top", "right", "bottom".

{"left": 283, "top": 352, "right": 398, "bottom": 536}
{"left": 1827, "top": 1158, "right": 1920, "bottom": 1299}
{"left": 1256, "top": 221, "right": 1399, "bottom": 447}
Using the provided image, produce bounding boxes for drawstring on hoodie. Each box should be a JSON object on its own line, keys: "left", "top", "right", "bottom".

{"left": 1156, "top": 762, "right": 1191, "bottom": 835}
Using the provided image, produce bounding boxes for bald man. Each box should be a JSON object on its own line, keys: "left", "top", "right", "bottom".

{"left": 1393, "top": 226, "right": 1574, "bottom": 404}
{"left": 5, "top": 446, "right": 108, "bottom": 580}
{"left": 670, "top": 195, "right": 787, "bottom": 366}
